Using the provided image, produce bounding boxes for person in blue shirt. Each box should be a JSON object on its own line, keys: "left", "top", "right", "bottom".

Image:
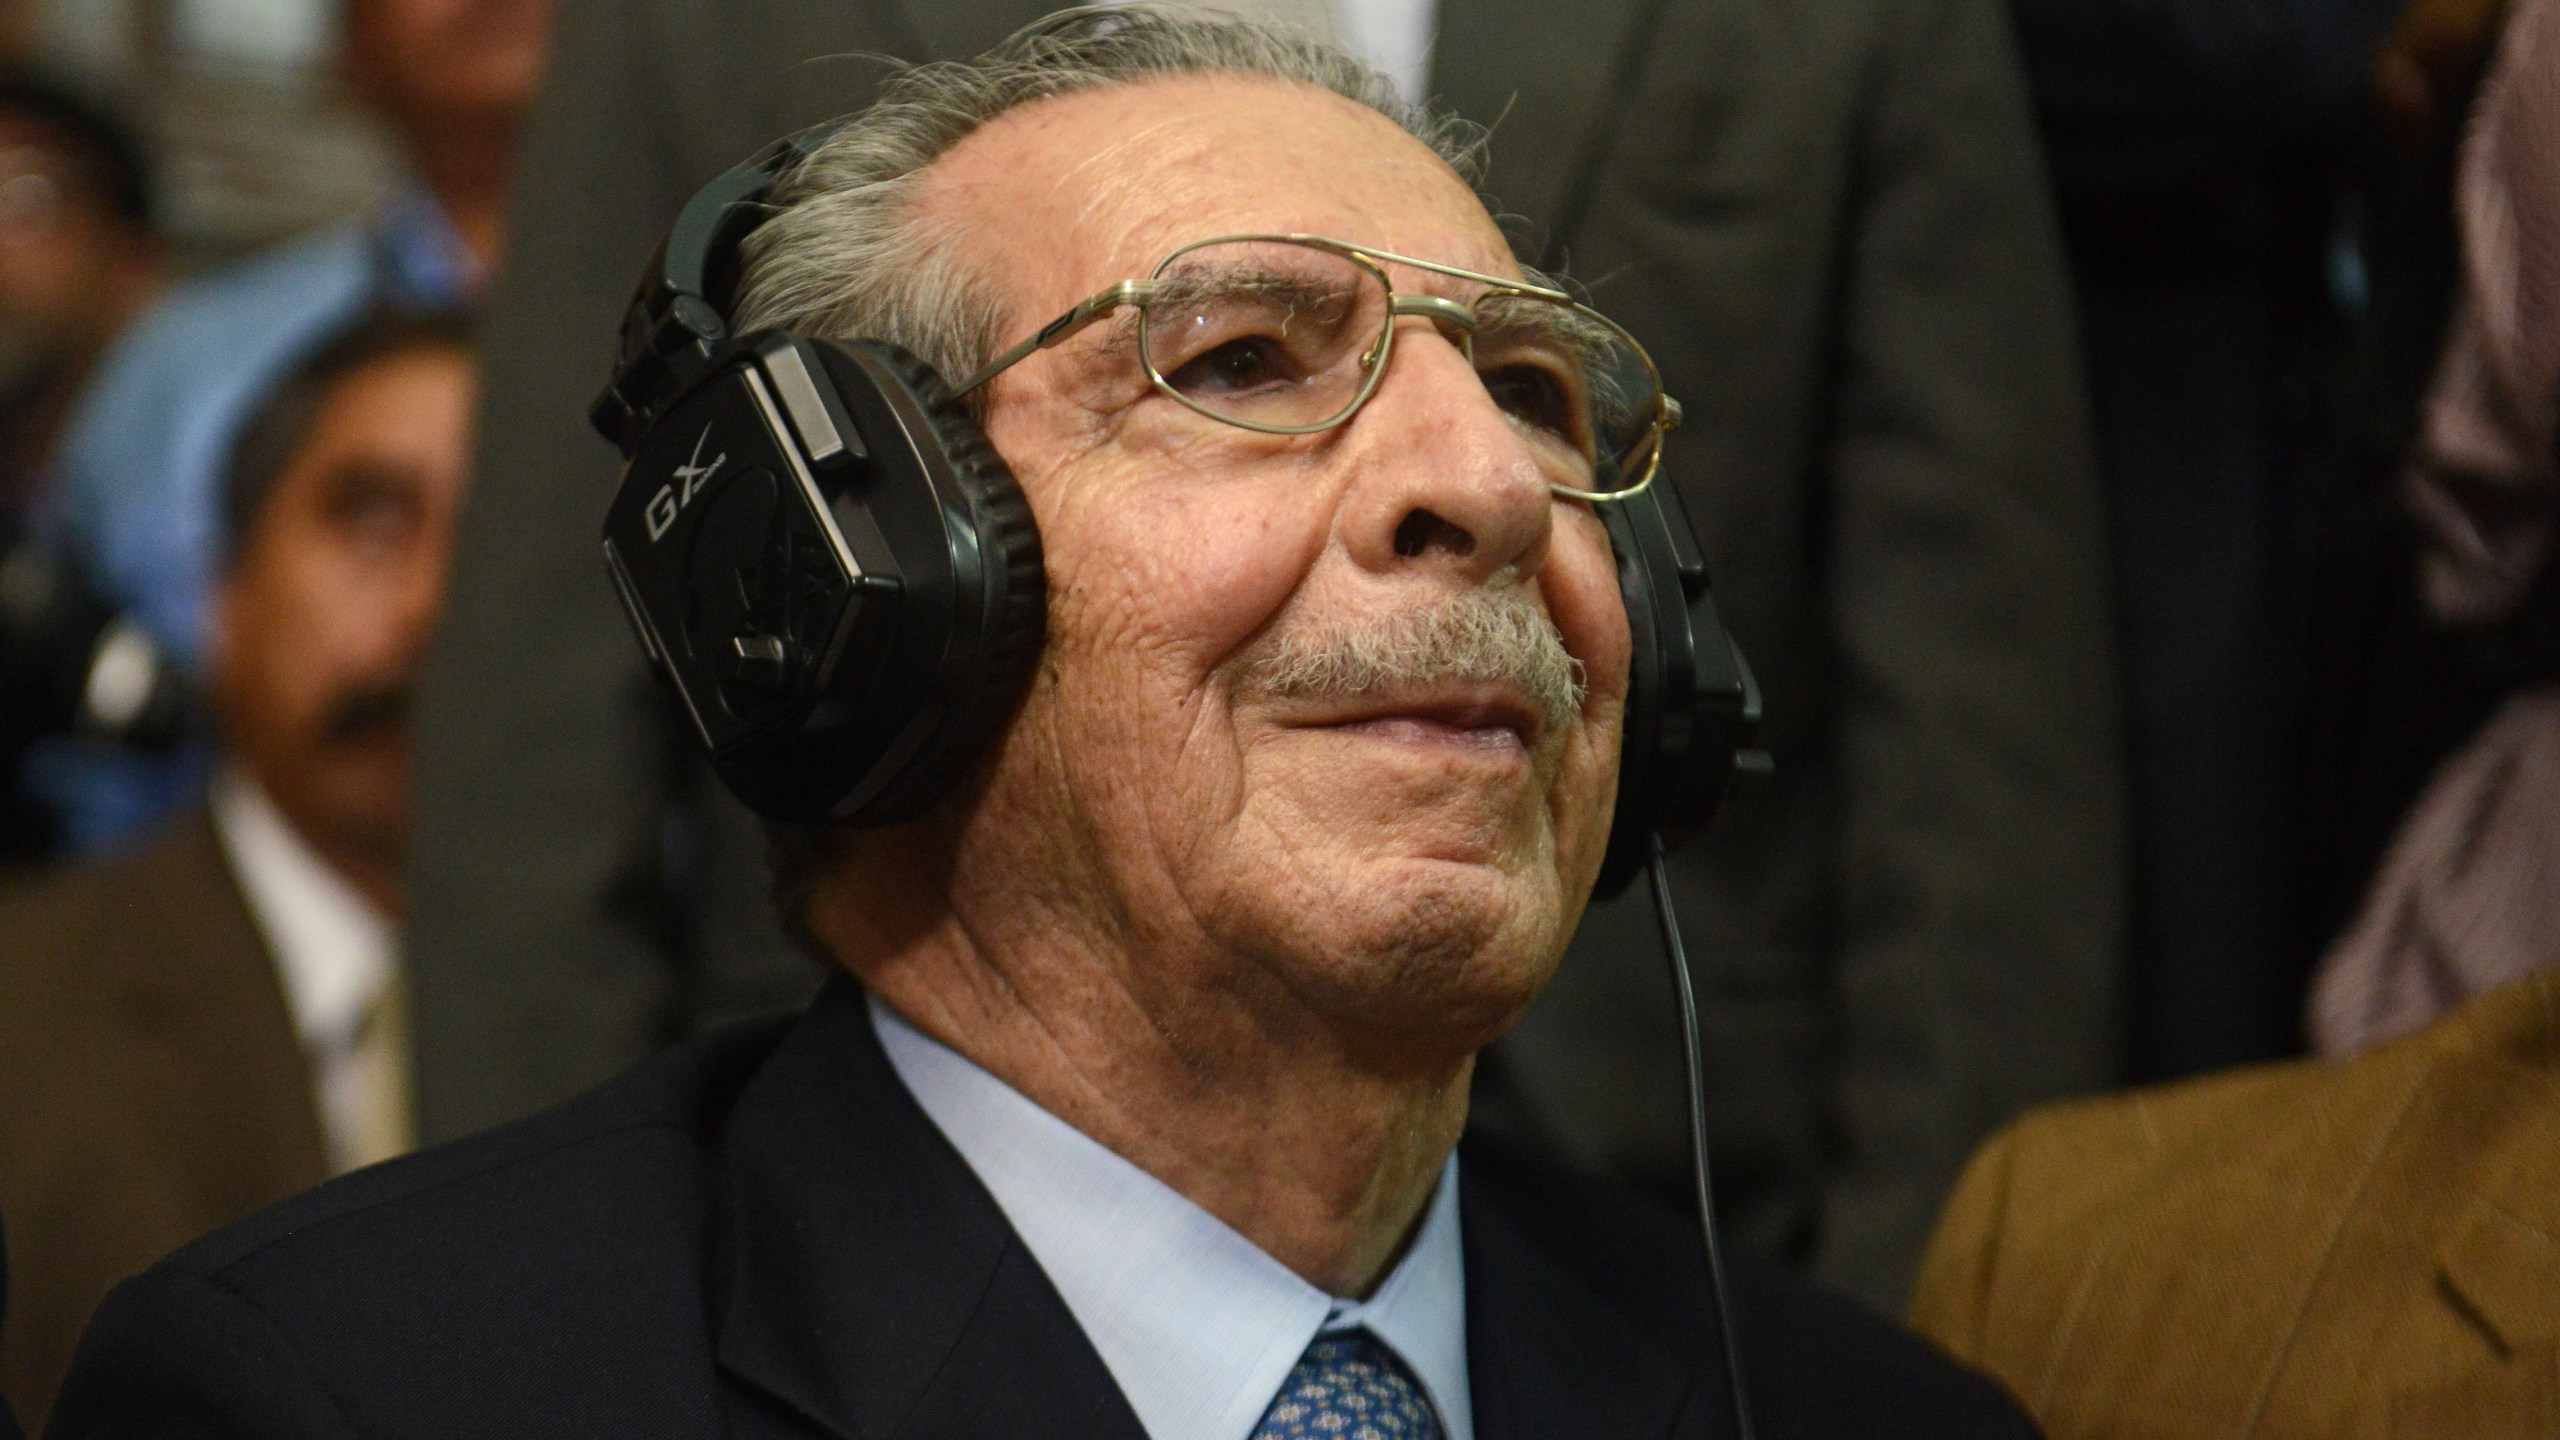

{"left": 34, "top": 0, "right": 550, "bottom": 852}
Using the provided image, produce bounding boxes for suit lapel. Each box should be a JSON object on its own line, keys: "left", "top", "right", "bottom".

{"left": 1429, "top": 0, "right": 1665, "bottom": 263}
{"left": 1461, "top": 1171, "right": 1704, "bottom": 1440}
{"left": 711, "top": 977, "right": 1148, "bottom": 1440}
{"left": 2404, "top": 1089, "right": 2560, "bottom": 1433}
{"left": 2430, "top": 1040, "right": 2560, "bottom": 1360}
{"left": 2259, "top": 983, "right": 2560, "bottom": 1428}
{"left": 2438, "top": 1181, "right": 2560, "bottom": 1360}
{"left": 114, "top": 813, "right": 333, "bottom": 1200}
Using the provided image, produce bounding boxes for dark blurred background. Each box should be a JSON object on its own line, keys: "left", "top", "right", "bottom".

{"left": 0, "top": 0, "right": 406, "bottom": 263}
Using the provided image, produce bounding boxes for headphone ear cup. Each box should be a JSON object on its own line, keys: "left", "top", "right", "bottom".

{"left": 1597, "top": 492, "right": 1682, "bottom": 898}
{"left": 1594, "top": 481, "right": 1761, "bottom": 898}
{"left": 825, "top": 340, "right": 1048, "bottom": 826}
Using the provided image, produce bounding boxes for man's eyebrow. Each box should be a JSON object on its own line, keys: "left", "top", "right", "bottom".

{"left": 1089, "top": 262, "right": 1355, "bottom": 360}
{"left": 1471, "top": 294, "right": 1613, "bottom": 353}
{"left": 1150, "top": 257, "right": 1316, "bottom": 300}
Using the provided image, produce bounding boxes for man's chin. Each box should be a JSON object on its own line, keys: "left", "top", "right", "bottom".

{"left": 1222, "top": 848, "right": 1567, "bottom": 1038}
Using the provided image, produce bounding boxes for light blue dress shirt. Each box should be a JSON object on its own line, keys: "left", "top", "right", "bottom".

{"left": 870, "top": 996, "right": 1475, "bottom": 1440}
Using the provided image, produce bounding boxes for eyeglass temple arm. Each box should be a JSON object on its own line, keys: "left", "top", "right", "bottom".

{"left": 1390, "top": 294, "right": 1477, "bottom": 331}
{"left": 953, "top": 279, "right": 1159, "bottom": 396}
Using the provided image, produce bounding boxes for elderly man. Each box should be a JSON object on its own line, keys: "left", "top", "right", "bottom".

{"left": 51, "top": 16, "right": 2031, "bottom": 1438}
{"left": 415, "top": 0, "right": 2123, "bottom": 1318}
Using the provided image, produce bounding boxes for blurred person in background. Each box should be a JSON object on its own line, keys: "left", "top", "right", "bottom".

{"left": 2006, "top": 0, "right": 2420, "bottom": 1080}
{"left": 1905, "top": 14, "right": 2560, "bottom": 1427}
{"left": 407, "top": 0, "right": 2125, "bottom": 1317}
{"left": 27, "top": 0, "right": 550, "bottom": 855}
{"left": 0, "top": 73, "right": 163, "bottom": 866}
{"left": 2304, "top": 0, "right": 2560, "bottom": 1060}
{"left": 0, "top": 72, "right": 159, "bottom": 546}
{"left": 2294, "top": 0, "right": 2518, "bottom": 974}
{"left": 0, "top": 309, "right": 474, "bottom": 1430}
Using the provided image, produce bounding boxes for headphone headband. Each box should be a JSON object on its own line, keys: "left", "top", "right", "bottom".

{"left": 591, "top": 129, "right": 835, "bottom": 455}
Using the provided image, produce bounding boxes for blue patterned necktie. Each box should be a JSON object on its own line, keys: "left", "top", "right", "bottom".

{"left": 1251, "top": 1329, "right": 1448, "bottom": 1439}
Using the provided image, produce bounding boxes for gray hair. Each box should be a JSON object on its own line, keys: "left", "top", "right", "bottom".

{"left": 729, "top": 5, "right": 1487, "bottom": 401}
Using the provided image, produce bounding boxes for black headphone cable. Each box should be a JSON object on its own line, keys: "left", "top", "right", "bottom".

{"left": 1650, "top": 834, "right": 1758, "bottom": 1440}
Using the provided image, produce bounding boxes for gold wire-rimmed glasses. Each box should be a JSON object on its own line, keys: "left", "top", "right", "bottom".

{"left": 954, "top": 234, "right": 1680, "bottom": 503}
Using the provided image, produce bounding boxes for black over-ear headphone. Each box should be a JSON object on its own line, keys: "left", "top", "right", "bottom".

{"left": 591, "top": 129, "right": 1765, "bottom": 894}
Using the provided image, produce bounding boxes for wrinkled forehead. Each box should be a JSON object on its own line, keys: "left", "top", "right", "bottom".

{"left": 917, "top": 73, "right": 1519, "bottom": 327}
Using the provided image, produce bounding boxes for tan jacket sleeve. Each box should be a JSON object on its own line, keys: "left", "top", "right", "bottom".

{"left": 1907, "top": 1121, "right": 2027, "bottom": 1366}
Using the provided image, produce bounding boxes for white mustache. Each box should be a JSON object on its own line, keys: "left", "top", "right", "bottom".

{"left": 1240, "top": 584, "right": 1587, "bottom": 736}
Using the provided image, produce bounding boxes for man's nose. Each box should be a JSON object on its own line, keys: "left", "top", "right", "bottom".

{"left": 1336, "top": 324, "right": 1556, "bottom": 585}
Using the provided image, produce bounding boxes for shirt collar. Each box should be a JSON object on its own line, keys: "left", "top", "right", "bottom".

{"left": 209, "top": 767, "right": 396, "bottom": 1057}
{"left": 870, "top": 996, "right": 1473, "bottom": 1440}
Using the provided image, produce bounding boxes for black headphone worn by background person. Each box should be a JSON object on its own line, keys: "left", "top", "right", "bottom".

{"left": 592, "top": 127, "right": 1771, "bottom": 1437}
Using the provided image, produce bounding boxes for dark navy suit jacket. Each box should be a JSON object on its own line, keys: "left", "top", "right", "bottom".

{"left": 49, "top": 979, "right": 2036, "bottom": 1438}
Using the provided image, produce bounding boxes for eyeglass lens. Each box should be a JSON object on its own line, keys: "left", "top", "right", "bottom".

{"left": 1142, "top": 240, "right": 1384, "bottom": 433}
{"left": 1138, "top": 239, "right": 1662, "bottom": 495}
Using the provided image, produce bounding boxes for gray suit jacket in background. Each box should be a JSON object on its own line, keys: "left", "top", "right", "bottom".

{"left": 409, "top": 0, "right": 2128, "bottom": 1310}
